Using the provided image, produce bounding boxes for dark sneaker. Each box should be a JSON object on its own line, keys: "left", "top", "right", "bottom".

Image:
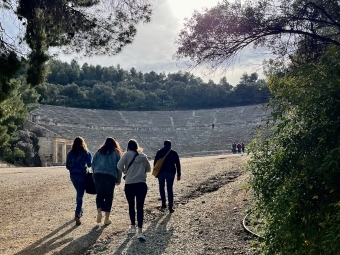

{"left": 169, "top": 208, "right": 175, "bottom": 214}
{"left": 74, "top": 216, "right": 81, "bottom": 225}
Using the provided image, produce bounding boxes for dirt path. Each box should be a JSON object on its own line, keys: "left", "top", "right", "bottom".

{"left": 0, "top": 154, "right": 253, "bottom": 255}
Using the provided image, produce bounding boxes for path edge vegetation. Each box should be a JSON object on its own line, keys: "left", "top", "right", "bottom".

{"left": 247, "top": 46, "right": 340, "bottom": 255}
{"left": 175, "top": 1, "right": 340, "bottom": 254}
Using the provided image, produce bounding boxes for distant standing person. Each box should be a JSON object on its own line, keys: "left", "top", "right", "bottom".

{"left": 66, "top": 136, "right": 92, "bottom": 225}
{"left": 237, "top": 143, "right": 242, "bottom": 153}
{"left": 241, "top": 143, "right": 245, "bottom": 153}
{"left": 117, "top": 139, "right": 151, "bottom": 240}
{"left": 232, "top": 142, "right": 237, "bottom": 154}
{"left": 92, "top": 137, "right": 123, "bottom": 225}
{"left": 154, "top": 140, "right": 181, "bottom": 213}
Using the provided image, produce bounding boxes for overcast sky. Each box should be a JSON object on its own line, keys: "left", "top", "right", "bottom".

{"left": 59, "top": 0, "right": 268, "bottom": 86}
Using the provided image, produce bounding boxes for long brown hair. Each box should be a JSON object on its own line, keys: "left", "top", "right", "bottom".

{"left": 71, "top": 136, "right": 88, "bottom": 155}
{"left": 127, "top": 139, "right": 143, "bottom": 152}
{"left": 98, "top": 137, "right": 123, "bottom": 156}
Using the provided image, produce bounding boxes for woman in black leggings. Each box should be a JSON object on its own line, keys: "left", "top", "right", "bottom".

{"left": 117, "top": 139, "right": 151, "bottom": 240}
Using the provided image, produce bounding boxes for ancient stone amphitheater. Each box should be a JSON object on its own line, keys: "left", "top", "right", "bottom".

{"left": 25, "top": 104, "right": 269, "bottom": 166}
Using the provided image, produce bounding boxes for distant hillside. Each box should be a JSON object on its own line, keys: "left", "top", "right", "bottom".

{"left": 36, "top": 59, "right": 272, "bottom": 110}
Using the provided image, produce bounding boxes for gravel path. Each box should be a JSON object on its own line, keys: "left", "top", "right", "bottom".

{"left": 0, "top": 154, "right": 253, "bottom": 255}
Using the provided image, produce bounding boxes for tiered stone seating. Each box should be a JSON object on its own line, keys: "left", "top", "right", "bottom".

{"left": 208, "top": 128, "right": 240, "bottom": 152}
{"left": 146, "top": 111, "right": 172, "bottom": 127}
{"left": 210, "top": 104, "right": 269, "bottom": 150}
{"left": 171, "top": 110, "right": 196, "bottom": 128}
{"left": 133, "top": 130, "right": 162, "bottom": 150}
{"left": 215, "top": 106, "right": 241, "bottom": 124}
{"left": 29, "top": 104, "right": 270, "bottom": 157}
{"left": 31, "top": 105, "right": 86, "bottom": 125}
{"left": 175, "top": 129, "right": 211, "bottom": 155}
{"left": 120, "top": 111, "right": 150, "bottom": 127}
{"left": 193, "top": 109, "right": 216, "bottom": 126}
{"left": 30, "top": 104, "right": 61, "bottom": 123}
{"left": 71, "top": 108, "right": 108, "bottom": 126}
{"left": 97, "top": 110, "right": 127, "bottom": 127}
{"left": 157, "top": 129, "right": 178, "bottom": 147}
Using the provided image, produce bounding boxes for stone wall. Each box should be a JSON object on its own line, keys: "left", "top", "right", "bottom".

{"left": 23, "top": 120, "right": 73, "bottom": 166}
{"left": 38, "top": 137, "right": 54, "bottom": 166}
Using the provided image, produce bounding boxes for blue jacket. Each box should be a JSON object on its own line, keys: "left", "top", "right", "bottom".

{"left": 66, "top": 150, "right": 92, "bottom": 173}
{"left": 92, "top": 150, "right": 122, "bottom": 183}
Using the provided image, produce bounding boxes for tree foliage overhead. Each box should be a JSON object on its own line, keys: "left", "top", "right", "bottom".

{"left": 17, "top": 0, "right": 152, "bottom": 56}
{"left": 174, "top": 0, "right": 340, "bottom": 70}
{"left": 0, "top": 0, "right": 152, "bottom": 99}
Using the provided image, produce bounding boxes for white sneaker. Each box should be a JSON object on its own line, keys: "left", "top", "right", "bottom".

{"left": 128, "top": 226, "right": 136, "bottom": 234}
{"left": 104, "top": 218, "right": 112, "bottom": 225}
{"left": 137, "top": 231, "right": 145, "bottom": 240}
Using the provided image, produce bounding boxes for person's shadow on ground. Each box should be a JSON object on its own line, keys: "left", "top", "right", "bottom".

{"left": 15, "top": 220, "right": 107, "bottom": 255}
{"left": 112, "top": 212, "right": 174, "bottom": 255}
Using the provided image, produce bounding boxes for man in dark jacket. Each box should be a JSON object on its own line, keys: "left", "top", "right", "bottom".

{"left": 154, "top": 140, "right": 181, "bottom": 213}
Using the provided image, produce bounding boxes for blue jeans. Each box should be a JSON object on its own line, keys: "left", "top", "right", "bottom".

{"left": 70, "top": 173, "right": 86, "bottom": 217}
{"left": 158, "top": 172, "right": 175, "bottom": 209}
{"left": 93, "top": 173, "right": 116, "bottom": 212}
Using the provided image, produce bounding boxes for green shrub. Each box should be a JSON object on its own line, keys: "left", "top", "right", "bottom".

{"left": 13, "top": 147, "right": 25, "bottom": 161}
{"left": 247, "top": 47, "right": 340, "bottom": 255}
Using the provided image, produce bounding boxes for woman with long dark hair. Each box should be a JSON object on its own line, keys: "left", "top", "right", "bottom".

{"left": 117, "top": 139, "right": 151, "bottom": 240}
{"left": 92, "top": 137, "right": 123, "bottom": 225}
{"left": 66, "top": 136, "right": 92, "bottom": 225}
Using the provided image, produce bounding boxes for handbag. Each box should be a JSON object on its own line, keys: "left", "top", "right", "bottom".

{"left": 152, "top": 149, "right": 171, "bottom": 178}
{"left": 85, "top": 170, "right": 96, "bottom": 195}
{"left": 123, "top": 152, "right": 139, "bottom": 180}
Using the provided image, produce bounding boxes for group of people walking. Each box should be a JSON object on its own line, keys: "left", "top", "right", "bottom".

{"left": 232, "top": 142, "right": 245, "bottom": 154}
{"left": 66, "top": 136, "right": 181, "bottom": 240}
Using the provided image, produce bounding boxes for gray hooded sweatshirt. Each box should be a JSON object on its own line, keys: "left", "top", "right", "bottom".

{"left": 117, "top": 150, "right": 151, "bottom": 184}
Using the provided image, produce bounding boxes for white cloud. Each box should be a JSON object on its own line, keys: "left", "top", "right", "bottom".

{"left": 167, "top": 0, "right": 219, "bottom": 19}
{"left": 61, "top": 0, "right": 268, "bottom": 86}
{"left": 65, "top": 1, "right": 180, "bottom": 71}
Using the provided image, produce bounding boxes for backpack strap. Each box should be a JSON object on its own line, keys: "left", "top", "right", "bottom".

{"left": 127, "top": 152, "right": 139, "bottom": 170}
{"left": 164, "top": 149, "right": 171, "bottom": 158}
